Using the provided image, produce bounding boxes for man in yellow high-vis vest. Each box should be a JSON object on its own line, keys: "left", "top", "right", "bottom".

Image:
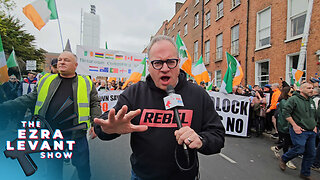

{"left": 0, "top": 51, "right": 101, "bottom": 180}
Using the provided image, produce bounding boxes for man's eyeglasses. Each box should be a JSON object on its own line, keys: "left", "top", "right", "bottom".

{"left": 150, "top": 59, "right": 179, "bottom": 70}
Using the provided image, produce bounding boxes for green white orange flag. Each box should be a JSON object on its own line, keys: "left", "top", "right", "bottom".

{"left": 7, "top": 48, "right": 18, "bottom": 68}
{"left": 23, "top": 0, "right": 58, "bottom": 30}
{"left": 176, "top": 34, "right": 193, "bottom": 77}
{"left": 192, "top": 56, "right": 210, "bottom": 85}
{"left": 0, "top": 34, "right": 9, "bottom": 83}
{"left": 291, "top": 68, "right": 303, "bottom": 86}
{"left": 122, "top": 57, "right": 147, "bottom": 89}
{"left": 220, "top": 52, "right": 244, "bottom": 94}
{"left": 206, "top": 80, "right": 214, "bottom": 91}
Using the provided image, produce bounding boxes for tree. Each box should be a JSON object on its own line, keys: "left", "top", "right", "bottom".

{"left": 0, "top": 13, "right": 46, "bottom": 75}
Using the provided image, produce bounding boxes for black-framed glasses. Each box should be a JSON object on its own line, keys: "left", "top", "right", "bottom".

{"left": 150, "top": 59, "right": 179, "bottom": 70}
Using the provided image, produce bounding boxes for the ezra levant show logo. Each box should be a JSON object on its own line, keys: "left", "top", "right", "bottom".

{"left": 3, "top": 115, "right": 80, "bottom": 177}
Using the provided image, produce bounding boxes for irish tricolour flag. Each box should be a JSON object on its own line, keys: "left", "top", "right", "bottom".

{"left": 176, "top": 34, "right": 193, "bottom": 77}
{"left": 0, "top": 34, "right": 9, "bottom": 83}
{"left": 291, "top": 68, "right": 304, "bottom": 86}
{"left": 192, "top": 56, "right": 210, "bottom": 84}
{"left": 220, "top": 52, "right": 243, "bottom": 94}
{"left": 122, "top": 57, "right": 147, "bottom": 89}
{"left": 23, "top": 0, "right": 58, "bottom": 30}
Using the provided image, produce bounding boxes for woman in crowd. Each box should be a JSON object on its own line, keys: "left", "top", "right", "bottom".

{"left": 251, "top": 90, "right": 267, "bottom": 137}
{"left": 270, "top": 86, "right": 296, "bottom": 170}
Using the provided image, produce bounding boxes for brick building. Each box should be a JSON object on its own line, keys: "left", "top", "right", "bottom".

{"left": 150, "top": 0, "right": 320, "bottom": 87}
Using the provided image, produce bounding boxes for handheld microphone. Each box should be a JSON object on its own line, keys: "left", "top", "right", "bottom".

{"left": 165, "top": 85, "right": 190, "bottom": 166}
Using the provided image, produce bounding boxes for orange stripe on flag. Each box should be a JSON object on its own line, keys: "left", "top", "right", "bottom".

{"left": 294, "top": 70, "right": 304, "bottom": 82}
{"left": 232, "top": 68, "right": 244, "bottom": 87}
{"left": 23, "top": 4, "right": 46, "bottom": 30}
{"left": 0, "top": 65, "right": 9, "bottom": 83}
{"left": 181, "top": 52, "right": 194, "bottom": 77}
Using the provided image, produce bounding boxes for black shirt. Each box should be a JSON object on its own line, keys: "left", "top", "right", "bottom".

{"left": 46, "top": 74, "right": 76, "bottom": 135}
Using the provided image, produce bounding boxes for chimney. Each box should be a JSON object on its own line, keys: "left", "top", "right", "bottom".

{"left": 175, "top": 2, "right": 183, "bottom": 14}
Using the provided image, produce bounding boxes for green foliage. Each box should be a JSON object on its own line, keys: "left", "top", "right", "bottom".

{"left": 0, "top": 13, "right": 46, "bottom": 73}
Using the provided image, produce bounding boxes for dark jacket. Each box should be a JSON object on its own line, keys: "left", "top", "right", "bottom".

{"left": 2, "top": 81, "right": 19, "bottom": 100}
{"left": 0, "top": 74, "right": 101, "bottom": 139}
{"left": 277, "top": 99, "right": 290, "bottom": 134}
{"left": 95, "top": 71, "right": 225, "bottom": 180}
{"left": 283, "top": 91, "right": 317, "bottom": 131}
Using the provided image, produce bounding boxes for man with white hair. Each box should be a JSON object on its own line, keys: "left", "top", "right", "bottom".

{"left": 94, "top": 35, "right": 225, "bottom": 179}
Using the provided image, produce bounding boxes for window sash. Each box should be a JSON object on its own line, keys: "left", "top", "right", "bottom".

{"left": 205, "top": 41, "right": 210, "bottom": 64}
{"left": 217, "top": 2, "right": 224, "bottom": 18}
{"left": 194, "top": 41, "right": 198, "bottom": 62}
{"left": 195, "top": 13, "right": 199, "bottom": 27}
{"left": 215, "top": 70, "right": 222, "bottom": 87}
{"left": 232, "top": 0, "right": 240, "bottom": 8}
{"left": 184, "top": 24, "right": 188, "bottom": 35}
{"left": 205, "top": 12, "right": 211, "bottom": 27}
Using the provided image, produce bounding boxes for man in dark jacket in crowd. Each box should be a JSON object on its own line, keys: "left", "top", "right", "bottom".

{"left": 2, "top": 74, "right": 19, "bottom": 100}
{"left": 279, "top": 82, "right": 317, "bottom": 179}
{"left": 94, "top": 35, "right": 225, "bottom": 180}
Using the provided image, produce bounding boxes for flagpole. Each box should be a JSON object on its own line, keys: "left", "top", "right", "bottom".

{"left": 54, "top": 0, "right": 64, "bottom": 51}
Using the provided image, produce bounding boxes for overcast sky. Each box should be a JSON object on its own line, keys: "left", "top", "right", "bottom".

{"left": 11, "top": 0, "right": 183, "bottom": 54}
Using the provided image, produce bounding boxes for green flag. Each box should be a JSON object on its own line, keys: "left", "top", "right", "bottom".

{"left": 206, "top": 80, "right": 213, "bottom": 91}
{"left": 45, "top": 0, "right": 58, "bottom": 19}
{"left": 7, "top": 49, "right": 18, "bottom": 68}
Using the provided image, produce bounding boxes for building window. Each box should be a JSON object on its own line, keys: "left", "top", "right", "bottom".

{"left": 255, "top": 60, "right": 269, "bottom": 87}
{"left": 215, "top": 70, "right": 222, "bottom": 88}
{"left": 172, "top": 35, "right": 175, "bottom": 41}
{"left": 167, "top": 28, "right": 171, "bottom": 35}
{"left": 194, "top": 13, "right": 199, "bottom": 28}
{"left": 217, "top": 1, "right": 224, "bottom": 19}
{"left": 194, "top": 41, "right": 198, "bottom": 62}
{"left": 172, "top": 23, "right": 175, "bottom": 30}
{"left": 216, "top": 33, "right": 223, "bottom": 60}
{"left": 205, "top": 11, "right": 211, "bottom": 27}
{"left": 231, "top": 0, "right": 240, "bottom": 8}
{"left": 287, "top": 0, "right": 308, "bottom": 39}
{"left": 231, "top": 24, "right": 239, "bottom": 56}
{"left": 256, "top": 7, "right": 271, "bottom": 49}
{"left": 205, "top": 0, "right": 210, "bottom": 4}
{"left": 195, "top": 0, "right": 199, "bottom": 6}
{"left": 286, "top": 53, "right": 306, "bottom": 83}
{"left": 184, "top": 8, "right": 188, "bottom": 18}
{"left": 184, "top": 24, "right": 188, "bottom": 36}
{"left": 205, "top": 40, "right": 210, "bottom": 64}
{"left": 178, "top": 16, "right": 181, "bottom": 24}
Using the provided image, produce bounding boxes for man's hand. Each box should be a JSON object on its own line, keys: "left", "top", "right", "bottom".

{"left": 94, "top": 105, "right": 148, "bottom": 134}
{"left": 89, "top": 127, "right": 97, "bottom": 139}
{"left": 313, "top": 127, "right": 317, "bottom": 134}
{"left": 293, "top": 125, "right": 305, "bottom": 134}
{"left": 174, "top": 126, "right": 203, "bottom": 149}
{"left": 266, "top": 109, "right": 271, "bottom": 113}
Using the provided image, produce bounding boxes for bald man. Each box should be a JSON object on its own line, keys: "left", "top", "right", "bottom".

{"left": 279, "top": 83, "right": 317, "bottom": 179}
{"left": 0, "top": 51, "right": 101, "bottom": 180}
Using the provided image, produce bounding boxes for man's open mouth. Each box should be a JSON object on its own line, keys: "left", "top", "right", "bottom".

{"left": 160, "top": 76, "right": 170, "bottom": 82}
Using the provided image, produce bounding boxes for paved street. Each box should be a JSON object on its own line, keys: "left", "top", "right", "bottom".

{"left": 2, "top": 123, "right": 320, "bottom": 179}
{"left": 87, "top": 134, "right": 320, "bottom": 180}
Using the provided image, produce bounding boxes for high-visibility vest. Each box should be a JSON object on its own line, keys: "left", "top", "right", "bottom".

{"left": 34, "top": 73, "right": 92, "bottom": 129}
